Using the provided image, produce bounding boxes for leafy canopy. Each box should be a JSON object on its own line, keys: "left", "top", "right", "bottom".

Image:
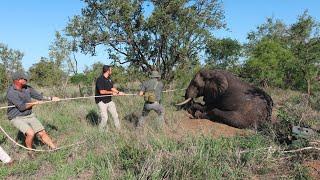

{"left": 65, "top": 0, "right": 226, "bottom": 81}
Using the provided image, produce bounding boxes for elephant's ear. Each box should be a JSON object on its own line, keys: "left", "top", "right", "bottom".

{"left": 215, "top": 73, "right": 228, "bottom": 94}
{"left": 202, "top": 71, "right": 228, "bottom": 94}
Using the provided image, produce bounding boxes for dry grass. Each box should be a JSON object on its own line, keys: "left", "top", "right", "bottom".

{"left": 0, "top": 87, "right": 318, "bottom": 179}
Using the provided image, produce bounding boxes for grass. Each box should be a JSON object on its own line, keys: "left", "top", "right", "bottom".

{"left": 0, "top": 87, "right": 319, "bottom": 179}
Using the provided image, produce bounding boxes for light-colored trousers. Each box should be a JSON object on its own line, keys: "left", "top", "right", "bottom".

{"left": 97, "top": 101, "right": 120, "bottom": 130}
{"left": 0, "top": 146, "right": 11, "bottom": 163}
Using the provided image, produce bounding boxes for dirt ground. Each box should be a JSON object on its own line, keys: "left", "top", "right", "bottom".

{"left": 164, "top": 114, "right": 320, "bottom": 179}
{"left": 164, "top": 114, "right": 250, "bottom": 139}
{"left": 304, "top": 160, "right": 320, "bottom": 178}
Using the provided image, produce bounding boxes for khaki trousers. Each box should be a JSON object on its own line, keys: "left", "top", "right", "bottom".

{"left": 97, "top": 101, "right": 120, "bottom": 130}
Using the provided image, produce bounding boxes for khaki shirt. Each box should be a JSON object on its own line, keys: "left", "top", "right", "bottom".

{"left": 140, "top": 79, "right": 163, "bottom": 102}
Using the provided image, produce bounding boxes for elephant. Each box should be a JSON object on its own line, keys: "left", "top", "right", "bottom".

{"left": 176, "top": 69, "right": 273, "bottom": 129}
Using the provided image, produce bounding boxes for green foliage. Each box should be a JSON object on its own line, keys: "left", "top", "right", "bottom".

{"left": 65, "top": 0, "right": 226, "bottom": 81}
{"left": 28, "top": 57, "right": 65, "bottom": 87}
{"left": 244, "top": 11, "right": 320, "bottom": 93}
{"left": 293, "top": 163, "right": 311, "bottom": 179}
{"left": 172, "top": 60, "right": 202, "bottom": 90}
{"left": 242, "top": 38, "right": 295, "bottom": 87}
{"left": 0, "top": 42, "right": 24, "bottom": 74}
{"left": 288, "top": 11, "right": 320, "bottom": 94}
{"left": 70, "top": 73, "right": 87, "bottom": 84}
{"left": 70, "top": 63, "right": 147, "bottom": 92}
{"left": 0, "top": 64, "right": 8, "bottom": 91}
{"left": 0, "top": 42, "right": 24, "bottom": 91}
{"left": 0, "top": 87, "right": 318, "bottom": 178}
{"left": 119, "top": 142, "right": 148, "bottom": 175}
{"left": 49, "top": 31, "right": 78, "bottom": 74}
{"left": 205, "top": 38, "right": 242, "bottom": 70}
{"left": 309, "top": 93, "right": 320, "bottom": 111}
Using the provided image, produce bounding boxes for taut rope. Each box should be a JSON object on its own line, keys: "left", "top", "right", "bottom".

{"left": 0, "top": 88, "right": 185, "bottom": 152}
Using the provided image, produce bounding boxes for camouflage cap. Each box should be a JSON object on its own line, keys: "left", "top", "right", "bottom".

{"left": 12, "top": 71, "right": 29, "bottom": 81}
{"left": 150, "top": 71, "right": 161, "bottom": 78}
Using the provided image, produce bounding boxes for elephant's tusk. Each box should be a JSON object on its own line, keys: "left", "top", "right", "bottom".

{"left": 176, "top": 98, "right": 192, "bottom": 106}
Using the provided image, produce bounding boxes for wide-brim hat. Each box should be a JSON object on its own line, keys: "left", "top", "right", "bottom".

{"left": 12, "top": 71, "right": 29, "bottom": 81}
{"left": 150, "top": 71, "right": 161, "bottom": 78}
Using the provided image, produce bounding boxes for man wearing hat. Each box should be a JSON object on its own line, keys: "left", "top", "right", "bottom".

{"left": 95, "top": 65, "right": 124, "bottom": 130}
{"left": 137, "top": 70, "right": 164, "bottom": 128}
{"left": 6, "top": 71, "right": 60, "bottom": 150}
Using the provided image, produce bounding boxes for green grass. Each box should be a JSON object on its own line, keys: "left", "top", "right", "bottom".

{"left": 0, "top": 88, "right": 318, "bottom": 179}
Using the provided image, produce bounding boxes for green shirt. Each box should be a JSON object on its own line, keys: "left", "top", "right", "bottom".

{"left": 140, "top": 78, "right": 163, "bottom": 102}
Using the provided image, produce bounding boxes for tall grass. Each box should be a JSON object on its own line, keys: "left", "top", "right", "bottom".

{"left": 0, "top": 88, "right": 317, "bottom": 179}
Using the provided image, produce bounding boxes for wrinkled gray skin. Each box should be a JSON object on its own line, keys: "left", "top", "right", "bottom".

{"left": 180, "top": 69, "right": 273, "bottom": 129}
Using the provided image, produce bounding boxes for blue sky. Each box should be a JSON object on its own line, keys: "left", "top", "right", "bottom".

{"left": 1, "top": 0, "right": 319, "bottom": 72}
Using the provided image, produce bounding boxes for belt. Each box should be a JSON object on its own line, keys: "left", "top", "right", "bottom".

{"left": 145, "top": 101, "right": 158, "bottom": 104}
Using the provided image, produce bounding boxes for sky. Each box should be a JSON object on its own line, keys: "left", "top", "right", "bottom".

{"left": 1, "top": 0, "right": 320, "bottom": 72}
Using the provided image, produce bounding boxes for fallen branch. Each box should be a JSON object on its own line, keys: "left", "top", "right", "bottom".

{"left": 283, "top": 146, "right": 320, "bottom": 153}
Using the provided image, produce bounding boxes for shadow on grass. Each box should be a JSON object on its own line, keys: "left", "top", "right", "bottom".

{"left": 86, "top": 109, "right": 100, "bottom": 126}
{"left": 123, "top": 111, "right": 141, "bottom": 127}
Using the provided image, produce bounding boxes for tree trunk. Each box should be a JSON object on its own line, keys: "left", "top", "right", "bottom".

{"left": 307, "top": 78, "right": 311, "bottom": 96}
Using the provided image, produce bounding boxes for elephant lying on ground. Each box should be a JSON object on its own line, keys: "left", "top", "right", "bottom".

{"left": 176, "top": 69, "right": 273, "bottom": 129}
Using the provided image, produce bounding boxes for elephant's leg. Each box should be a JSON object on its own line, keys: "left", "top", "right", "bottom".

{"left": 206, "top": 109, "right": 252, "bottom": 128}
{"left": 187, "top": 103, "right": 205, "bottom": 118}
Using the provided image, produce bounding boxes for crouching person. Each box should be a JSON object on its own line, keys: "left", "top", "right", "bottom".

{"left": 6, "top": 71, "right": 60, "bottom": 150}
{"left": 137, "top": 71, "right": 165, "bottom": 128}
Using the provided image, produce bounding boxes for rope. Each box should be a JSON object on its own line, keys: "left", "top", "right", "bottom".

{"left": 0, "top": 125, "right": 86, "bottom": 152}
{"left": 0, "top": 88, "right": 185, "bottom": 152}
{"left": 0, "top": 88, "right": 186, "bottom": 110}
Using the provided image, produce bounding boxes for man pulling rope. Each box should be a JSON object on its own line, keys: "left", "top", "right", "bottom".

{"left": 0, "top": 70, "right": 185, "bottom": 154}
{"left": 6, "top": 71, "right": 60, "bottom": 150}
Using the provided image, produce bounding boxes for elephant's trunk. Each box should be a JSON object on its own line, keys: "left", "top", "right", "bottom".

{"left": 176, "top": 98, "right": 192, "bottom": 106}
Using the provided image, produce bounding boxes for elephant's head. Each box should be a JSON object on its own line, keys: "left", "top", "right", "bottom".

{"left": 176, "top": 70, "right": 229, "bottom": 106}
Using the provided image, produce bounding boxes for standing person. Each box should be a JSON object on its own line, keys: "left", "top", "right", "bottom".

{"left": 137, "top": 70, "right": 164, "bottom": 128}
{"left": 6, "top": 71, "right": 60, "bottom": 150}
{"left": 95, "top": 65, "right": 124, "bottom": 130}
{"left": 0, "top": 146, "right": 12, "bottom": 164}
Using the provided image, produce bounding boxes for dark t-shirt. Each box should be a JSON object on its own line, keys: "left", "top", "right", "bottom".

{"left": 95, "top": 75, "right": 113, "bottom": 104}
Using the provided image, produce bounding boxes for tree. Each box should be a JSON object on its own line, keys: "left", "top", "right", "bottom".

{"left": 245, "top": 17, "right": 288, "bottom": 52}
{"left": 244, "top": 12, "right": 320, "bottom": 94}
{"left": 288, "top": 11, "right": 320, "bottom": 95}
{"left": 65, "top": 0, "right": 226, "bottom": 81}
{"left": 28, "top": 57, "right": 65, "bottom": 87}
{"left": 0, "top": 64, "right": 8, "bottom": 91}
{"left": 242, "top": 38, "right": 294, "bottom": 87}
{"left": 0, "top": 43, "right": 24, "bottom": 91}
{"left": 205, "top": 38, "right": 242, "bottom": 70}
{"left": 49, "top": 31, "right": 78, "bottom": 75}
{"left": 0, "top": 43, "right": 24, "bottom": 75}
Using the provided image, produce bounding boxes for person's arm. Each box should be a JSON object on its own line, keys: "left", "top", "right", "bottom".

{"left": 28, "top": 86, "right": 43, "bottom": 100}
{"left": 7, "top": 91, "right": 41, "bottom": 111}
{"left": 99, "top": 89, "right": 114, "bottom": 95}
{"left": 139, "top": 82, "right": 146, "bottom": 96}
{"left": 29, "top": 86, "right": 60, "bottom": 102}
{"left": 111, "top": 88, "right": 125, "bottom": 95}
